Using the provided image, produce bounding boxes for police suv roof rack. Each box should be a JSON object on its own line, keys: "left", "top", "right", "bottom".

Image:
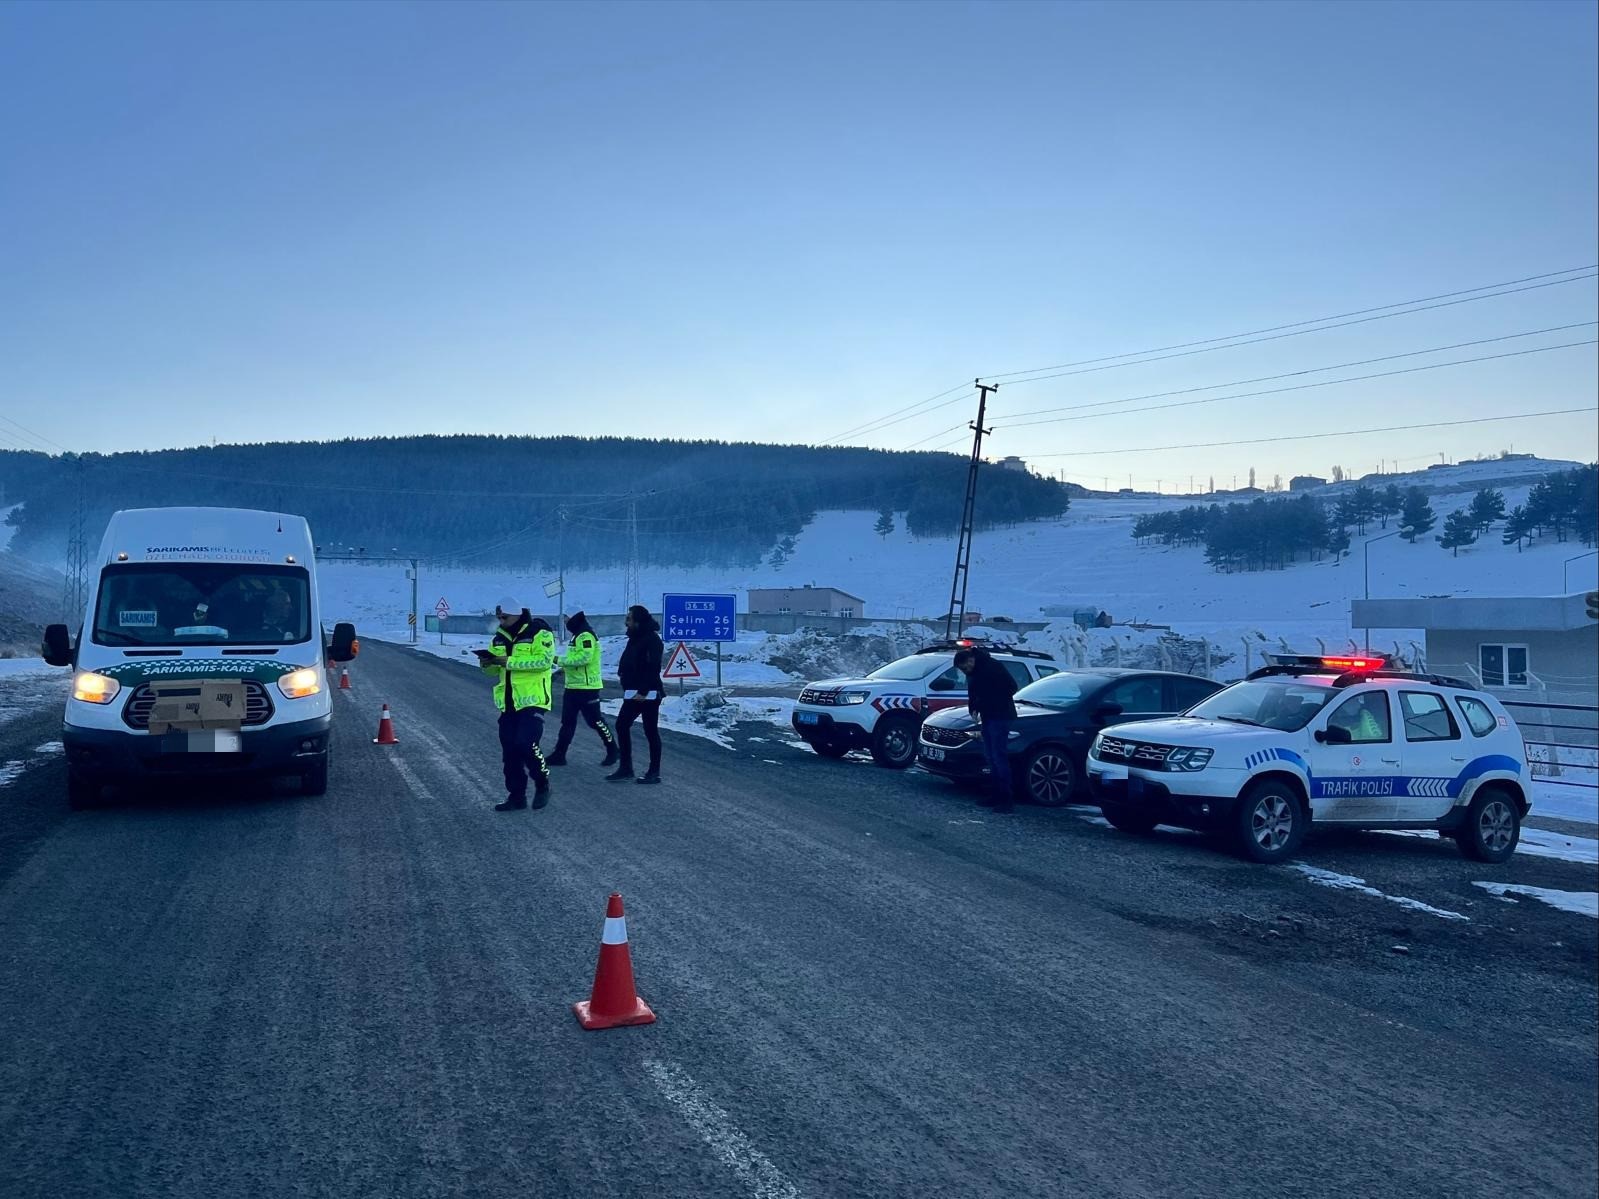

{"left": 1331, "top": 668, "right": 1476, "bottom": 689}
{"left": 915, "top": 640, "right": 1055, "bottom": 661}
{"left": 1246, "top": 653, "right": 1391, "bottom": 682}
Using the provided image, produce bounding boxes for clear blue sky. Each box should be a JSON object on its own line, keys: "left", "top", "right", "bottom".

{"left": 1, "top": 0, "right": 1594, "bottom": 488}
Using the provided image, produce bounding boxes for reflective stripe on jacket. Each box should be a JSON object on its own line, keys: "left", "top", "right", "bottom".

{"left": 481, "top": 617, "right": 555, "bottom": 711}
{"left": 560, "top": 630, "right": 604, "bottom": 691}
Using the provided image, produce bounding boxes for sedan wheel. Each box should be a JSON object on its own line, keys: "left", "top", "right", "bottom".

{"left": 1023, "top": 747, "right": 1078, "bottom": 807}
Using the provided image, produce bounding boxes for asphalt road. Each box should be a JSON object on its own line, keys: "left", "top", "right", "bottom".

{"left": 1, "top": 641, "right": 1595, "bottom": 1198}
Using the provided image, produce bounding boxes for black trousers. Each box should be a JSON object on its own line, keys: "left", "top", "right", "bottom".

{"left": 553, "top": 689, "right": 615, "bottom": 757}
{"left": 615, "top": 697, "right": 661, "bottom": 774}
{"left": 498, "top": 706, "right": 550, "bottom": 800}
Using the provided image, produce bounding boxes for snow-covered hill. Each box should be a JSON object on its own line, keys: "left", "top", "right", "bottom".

{"left": 321, "top": 459, "right": 1596, "bottom": 650}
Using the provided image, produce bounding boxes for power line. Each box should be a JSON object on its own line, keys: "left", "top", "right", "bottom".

{"left": 994, "top": 322, "right": 1597, "bottom": 422}
{"left": 1022, "top": 406, "right": 1598, "bottom": 459}
{"left": 817, "top": 380, "right": 973, "bottom": 446}
{"left": 995, "top": 337, "right": 1598, "bottom": 431}
{"left": 978, "top": 265, "right": 1597, "bottom": 384}
{"left": 0, "top": 414, "right": 67, "bottom": 453}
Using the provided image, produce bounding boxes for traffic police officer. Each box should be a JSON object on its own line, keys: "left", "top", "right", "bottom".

{"left": 478, "top": 597, "right": 555, "bottom": 811}
{"left": 549, "top": 610, "right": 618, "bottom": 767}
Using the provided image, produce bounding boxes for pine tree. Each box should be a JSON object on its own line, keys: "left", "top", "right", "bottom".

{"left": 1501, "top": 505, "right": 1531, "bottom": 552}
{"left": 1437, "top": 509, "right": 1477, "bottom": 557}
{"left": 1247, "top": 467, "right": 1256, "bottom": 489}
{"left": 873, "top": 509, "right": 895, "bottom": 539}
{"left": 1468, "top": 487, "right": 1506, "bottom": 532}
{"left": 1400, "top": 487, "right": 1436, "bottom": 542}
{"left": 1379, "top": 483, "right": 1403, "bottom": 529}
{"left": 1328, "top": 522, "right": 1351, "bottom": 559}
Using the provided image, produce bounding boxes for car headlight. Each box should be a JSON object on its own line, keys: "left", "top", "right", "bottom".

{"left": 72, "top": 672, "right": 121, "bottom": 705}
{"left": 1088, "top": 736, "right": 1103, "bottom": 760}
{"left": 277, "top": 667, "right": 323, "bottom": 699}
{"left": 1164, "top": 747, "right": 1213, "bottom": 772}
{"left": 837, "top": 691, "right": 869, "bottom": 706}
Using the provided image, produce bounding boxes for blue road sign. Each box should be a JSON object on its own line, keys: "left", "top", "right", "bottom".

{"left": 662, "top": 593, "right": 737, "bottom": 643}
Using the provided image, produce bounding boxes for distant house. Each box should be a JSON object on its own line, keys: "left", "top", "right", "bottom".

{"left": 749, "top": 585, "right": 865, "bottom": 619}
{"left": 998, "top": 456, "right": 1028, "bottom": 473}
{"left": 1350, "top": 593, "right": 1598, "bottom": 706}
{"left": 1289, "top": 475, "right": 1327, "bottom": 491}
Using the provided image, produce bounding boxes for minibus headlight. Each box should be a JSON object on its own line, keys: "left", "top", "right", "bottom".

{"left": 73, "top": 673, "right": 121, "bottom": 705}
{"left": 277, "top": 668, "right": 323, "bottom": 699}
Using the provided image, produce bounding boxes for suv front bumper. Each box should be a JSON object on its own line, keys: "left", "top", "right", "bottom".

{"left": 64, "top": 714, "right": 332, "bottom": 783}
{"left": 1087, "top": 767, "right": 1236, "bottom": 830}
{"left": 791, "top": 709, "right": 878, "bottom": 750}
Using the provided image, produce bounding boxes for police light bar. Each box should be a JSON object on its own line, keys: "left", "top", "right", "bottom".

{"left": 1319, "top": 656, "right": 1384, "bottom": 671}
{"left": 1264, "top": 652, "right": 1391, "bottom": 671}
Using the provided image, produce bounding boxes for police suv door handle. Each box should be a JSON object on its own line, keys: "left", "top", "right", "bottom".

{"left": 1379, "top": 756, "right": 1401, "bottom": 766}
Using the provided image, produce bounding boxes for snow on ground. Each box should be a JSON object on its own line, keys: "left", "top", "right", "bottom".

{"left": 1290, "top": 864, "right": 1470, "bottom": 920}
{"left": 1531, "top": 780, "right": 1599, "bottom": 826}
{"left": 1472, "top": 882, "right": 1598, "bottom": 919}
{"left": 322, "top": 463, "right": 1595, "bottom": 673}
{"left": 1377, "top": 827, "right": 1599, "bottom": 866}
{"left": 0, "top": 658, "right": 69, "bottom": 725}
{"left": 598, "top": 690, "right": 796, "bottom": 752}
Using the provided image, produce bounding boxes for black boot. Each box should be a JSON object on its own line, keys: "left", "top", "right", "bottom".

{"left": 606, "top": 766, "right": 634, "bottom": 782}
{"left": 547, "top": 753, "right": 568, "bottom": 767}
{"left": 600, "top": 745, "right": 619, "bottom": 768}
{"left": 494, "top": 796, "right": 528, "bottom": 812}
{"left": 532, "top": 778, "right": 551, "bottom": 809}
{"left": 636, "top": 770, "right": 661, "bottom": 786}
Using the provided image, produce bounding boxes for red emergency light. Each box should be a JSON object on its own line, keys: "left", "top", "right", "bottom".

{"left": 1319, "top": 656, "right": 1382, "bottom": 671}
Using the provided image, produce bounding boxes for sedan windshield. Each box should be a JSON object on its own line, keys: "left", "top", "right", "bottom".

{"left": 93, "top": 563, "right": 312, "bottom": 647}
{"left": 867, "top": 654, "right": 943, "bottom": 682}
{"left": 1014, "top": 673, "right": 1095, "bottom": 710}
{"left": 1185, "top": 680, "right": 1337, "bottom": 732}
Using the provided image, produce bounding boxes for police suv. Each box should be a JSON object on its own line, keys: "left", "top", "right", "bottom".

{"left": 1086, "top": 655, "right": 1531, "bottom": 864}
{"left": 792, "top": 640, "right": 1062, "bottom": 768}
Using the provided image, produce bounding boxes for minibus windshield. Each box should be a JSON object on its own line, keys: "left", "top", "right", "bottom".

{"left": 92, "top": 563, "right": 311, "bottom": 647}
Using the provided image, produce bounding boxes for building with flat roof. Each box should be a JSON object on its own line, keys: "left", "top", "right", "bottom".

{"left": 748, "top": 585, "right": 866, "bottom": 618}
{"left": 1350, "top": 592, "right": 1598, "bottom": 706}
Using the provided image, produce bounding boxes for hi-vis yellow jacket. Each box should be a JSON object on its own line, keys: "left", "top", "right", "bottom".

{"left": 560, "top": 630, "right": 604, "bottom": 691}
{"left": 481, "top": 615, "right": 555, "bottom": 711}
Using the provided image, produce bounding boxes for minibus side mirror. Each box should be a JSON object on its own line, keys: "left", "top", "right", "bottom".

{"left": 328, "top": 623, "right": 359, "bottom": 663}
{"left": 42, "top": 624, "right": 75, "bottom": 668}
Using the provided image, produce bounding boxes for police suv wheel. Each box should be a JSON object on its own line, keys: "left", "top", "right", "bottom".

{"left": 1233, "top": 781, "right": 1304, "bottom": 864}
{"left": 810, "top": 739, "right": 850, "bottom": 760}
{"left": 870, "top": 715, "right": 918, "bottom": 769}
{"left": 1022, "top": 747, "right": 1078, "bottom": 807}
{"left": 1454, "top": 786, "right": 1520, "bottom": 864}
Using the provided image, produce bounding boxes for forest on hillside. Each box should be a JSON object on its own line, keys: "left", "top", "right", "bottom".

{"left": 0, "top": 437, "right": 1070, "bottom": 570}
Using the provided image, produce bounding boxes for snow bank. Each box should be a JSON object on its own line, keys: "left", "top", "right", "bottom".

{"left": 1472, "top": 882, "right": 1598, "bottom": 919}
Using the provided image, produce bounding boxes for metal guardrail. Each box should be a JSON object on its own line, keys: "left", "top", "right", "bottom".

{"left": 1505, "top": 699, "right": 1598, "bottom": 789}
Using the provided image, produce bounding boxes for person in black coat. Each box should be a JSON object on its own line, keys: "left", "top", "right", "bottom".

{"left": 955, "top": 646, "right": 1019, "bottom": 812}
{"left": 608, "top": 605, "right": 665, "bottom": 785}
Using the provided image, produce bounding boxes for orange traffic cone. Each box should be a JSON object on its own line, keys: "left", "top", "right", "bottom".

{"left": 339, "top": 667, "right": 352, "bottom": 690}
{"left": 572, "top": 893, "right": 656, "bottom": 1030}
{"left": 372, "top": 703, "right": 399, "bottom": 745}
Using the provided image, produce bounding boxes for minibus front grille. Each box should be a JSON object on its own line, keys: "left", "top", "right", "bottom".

{"left": 122, "top": 681, "right": 275, "bottom": 730}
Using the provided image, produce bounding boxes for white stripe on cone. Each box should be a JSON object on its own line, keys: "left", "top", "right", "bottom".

{"left": 602, "top": 916, "right": 628, "bottom": 945}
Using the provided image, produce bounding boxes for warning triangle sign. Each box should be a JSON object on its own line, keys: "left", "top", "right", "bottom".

{"left": 662, "top": 641, "right": 700, "bottom": 679}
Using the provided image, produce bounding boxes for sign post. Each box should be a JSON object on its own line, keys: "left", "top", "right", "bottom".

{"left": 662, "top": 641, "right": 701, "bottom": 696}
{"left": 435, "top": 597, "right": 451, "bottom": 645}
{"left": 661, "top": 593, "right": 736, "bottom": 688}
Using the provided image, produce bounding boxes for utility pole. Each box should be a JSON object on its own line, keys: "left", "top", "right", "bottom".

{"left": 556, "top": 505, "right": 569, "bottom": 639}
{"left": 61, "top": 458, "right": 88, "bottom": 625}
{"left": 623, "top": 497, "right": 641, "bottom": 611}
{"left": 942, "top": 381, "right": 994, "bottom": 641}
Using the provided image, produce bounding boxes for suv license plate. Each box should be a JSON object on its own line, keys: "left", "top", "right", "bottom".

{"left": 796, "top": 712, "right": 820, "bottom": 726}
{"left": 922, "top": 746, "right": 945, "bottom": 762}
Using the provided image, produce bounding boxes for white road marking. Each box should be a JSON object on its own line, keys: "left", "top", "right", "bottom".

{"left": 388, "top": 755, "right": 436, "bottom": 802}
{"left": 1290, "top": 865, "right": 1469, "bottom": 921}
{"left": 643, "top": 1059, "right": 800, "bottom": 1199}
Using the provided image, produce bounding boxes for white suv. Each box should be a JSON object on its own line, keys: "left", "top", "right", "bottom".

{"left": 1086, "top": 655, "right": 1531, "bottom": 864}
{"left": 792, "top": 640, "right": 1062, "bottom": 768}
